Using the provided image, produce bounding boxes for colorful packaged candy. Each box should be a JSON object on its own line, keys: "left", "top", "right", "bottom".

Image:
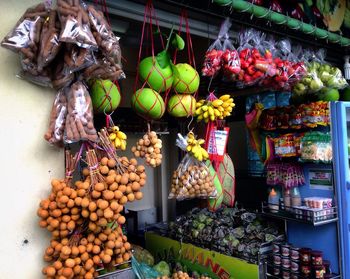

{"left": 300, "top": 132, "right": 332, "bottom": 163}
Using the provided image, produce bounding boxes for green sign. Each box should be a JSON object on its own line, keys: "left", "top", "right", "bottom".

{"left": 145, "top": 232, "right": 259, "bottom": 279}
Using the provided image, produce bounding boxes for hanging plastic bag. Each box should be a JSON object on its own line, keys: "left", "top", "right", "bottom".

{"left": 83, "top": 54, "right": 125, "bottom": 81}
{"left": 87, "top": 5, "right": 123, "bottom": 70}
{"left": 222, "top": 32, "right": 241, "bottom": 81}
{"left": 64, "top": 80, "right": 98, "bottom": 143}
{"left": 169, "top": 133, "right": 216, "bottom": 200}
{"left": 300, "top": 132, "right": 332, "bottom": 164}
{"left": 237, "top": 29, "right": 266, "bottom": 87}
{"left": 17, "top": 67, "right": 52, "bottom": 87}
{"left": 63, "top": 43, "right": 95, "bottom": 74}
{"left": 57, "top": 0, "right": 97, "bottom": 49}
{"left": 1, "top": 3, "right": 48, "bottom": 53}
{"left": 37, "top": 9, "right": 62, "bottom": 71}
{"left": 51, "top": 58, "right": 75, "bottom": 90}
{"left": 44, "top": 88, "right": 68, "bottom": 146}
{"left": 201, "top": 18, "right": 231, "bottom": 77}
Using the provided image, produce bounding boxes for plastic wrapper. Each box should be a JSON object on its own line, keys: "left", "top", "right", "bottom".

{"left": 44, "top": 88, "right": 68, "bottom": 145}
{"left": 1, "top": 3, "right": 48, "bottom": 53}
{"left": 300, "top": 132, "right": 332, "bottom": 164}
{"left": 237, "top": 29, "right": 266, "bottom": 87}
{"left": 266, "top": 162, "right": 305, "bottom": 188}
{"left": 300, "top": 101, "right": 330, "bottom": 128}
{"left": 64, "top": 44, "right": 94, "bottom": 74}
{"left": 51, "top": 58, "right": 74, "bottom": 90}
{"left": 274, "top": 133, "right": 297, "bottom": 158}
{"left": 169, "top": 134, "right": 216, "bottom": 200}
{"left": 18, "top": 67, "right": 52, "bottom": 87}
{"left": 64, "top": 81, "right": 98, "bottom": 143}
{"left": 222, "top": 33, "right": 240, "bottom": 81}
{"left": 201, "top": 18, "right": 231, "bottom": 77}
{"left": 83, "top": 53, "right": 125, "bottom": 81}
{"left": 37, "top": 9, "right": 62, "bottom": 71}
{"left": 87, "top": 5, "right": 122, "bottom": 68}
{"left": 57, "top": 0, "right": 97, "bottom": 49}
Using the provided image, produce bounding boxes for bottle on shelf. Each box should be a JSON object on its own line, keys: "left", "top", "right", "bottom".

{"left": 291, "top": 187, "right": 302, "bottom": 207}
{"left": 268, "top": 188, "right": 280, "bottom": 213}
{"left": 284, "top": 188, "right": 291, "bottom": 211}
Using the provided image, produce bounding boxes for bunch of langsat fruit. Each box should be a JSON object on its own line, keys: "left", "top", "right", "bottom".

{"left": 37, "top": 129, "right": 146, "bottom": 279}
{"left": 132, "top": 130, "right": 162, "bottom": 168}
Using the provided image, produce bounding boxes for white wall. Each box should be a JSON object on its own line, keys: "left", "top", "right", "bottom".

{"left": 0, "top": 1, "right": 64, "bottom": 278}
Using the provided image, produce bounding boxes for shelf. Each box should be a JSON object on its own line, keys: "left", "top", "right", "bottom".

{"left": 266, "top": 271, "right": 340, "bottom": 279}
{"left": 261, "top": 203, "right": 338, "bottom": 227}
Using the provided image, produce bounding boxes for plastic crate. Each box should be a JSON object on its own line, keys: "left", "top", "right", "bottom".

{"left": 97, "top": 267, "right": 135, "bottom": 279}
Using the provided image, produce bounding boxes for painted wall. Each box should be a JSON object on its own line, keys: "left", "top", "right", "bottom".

{"left": 0, "top": 0, "right": 65, "bottom": 278}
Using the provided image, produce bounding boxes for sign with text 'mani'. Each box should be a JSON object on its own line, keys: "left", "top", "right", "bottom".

{"left": 145, "top": 232, "right": 259, "bottom": 279}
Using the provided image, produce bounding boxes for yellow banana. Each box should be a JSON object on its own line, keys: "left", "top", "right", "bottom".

{"left": 109, "top": 133, "right": 116, "bottom": 141}
{"left": 219, "top": 95, "right": 230, "bottom": 101}
{"left": 230, "top": 102, "right": 235, "bottom": 107}
{"left": 212, "top": 99, "right": 224, "bottom": 107}
{"left": 210, "top": 114, "right": 215, "bottom": 121}
{"left": 203, "top": 111, "right": 209, "bottom": 118}
{"left": 112, "top": 126, "right": 119, "bottom": 132}
{"left": 222, "top": 102, "right": 230, "bottom": 108}
{"left": 195, "top": 108, "right": 202, "bottom": 115}
{"left": 228, "top": 98, "right": 234, "bottom": 103}
{"left": 214, "top": 108, "right": 221, "bottom": 117}
{"left": 226, "top": 107, "right": 233, "bottom": 113}
{"left": 218, "top": 106, "right": 225, "bottom": 112}
{"left": 197, "top": 114, "right": 203, "bottom": 121}
{"left": 201, "top": 105, "right": 208, "bottom": 112}
{"left": 208, "top": 106, "right": 214, "bottom": 116}
{"left": 186, "top": 145, "right": 192, "bottom": 152}
{"left": 114, "top": 137, "right": 121, "bottom": 147}
{"left": 120, "top": 140, "right": 126, "bottom": 150}
{"left": 117, "top": 131, "right": 127, "bottom": 140}
{"left": 198, "top": 139, "right": 205, "bottom": 145}
{"left": 201, "top": 148, "right": 209, "bottom": 160}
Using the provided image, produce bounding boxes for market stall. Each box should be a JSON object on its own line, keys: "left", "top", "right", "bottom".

{"left": 1, "top": 0, "right": 350, "bottom": 278}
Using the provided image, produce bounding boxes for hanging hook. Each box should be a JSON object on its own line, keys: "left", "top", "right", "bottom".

{"left": 207, "top": 75, "right": 215, "bottom": 93}
{"left": 187, "top": 116, "right": 194, "bottom": 133}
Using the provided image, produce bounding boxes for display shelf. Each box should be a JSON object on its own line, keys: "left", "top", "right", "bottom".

{"left": 261, "top": 203, "right": 338, "bottom": 227}
{"left": 266, "top": 269, "right": 340, "bottom": 279}
{"left": 96, "top": 262, "right": 134, "bottom": 279}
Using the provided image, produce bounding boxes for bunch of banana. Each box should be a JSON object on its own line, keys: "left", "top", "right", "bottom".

{"left": 108, "top": 126, "right": 127, "bottom": 150}
{"left": 186, "top": 132, "right": 209, "bottom": 161}
{"left": 194, "top": 94, "right": 235, "bottom": 123}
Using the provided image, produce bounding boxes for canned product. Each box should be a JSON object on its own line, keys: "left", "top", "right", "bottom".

{"left": 290, "top": 247, "right": 300, "bottom": 260}
{"left": 274, "top": 254, "right": 282, "bottom": 266}
{"left": 291, "top": 260, "right": 299, "bottom": 272}
{"left": 281, "top": 244, "right": 291, "bottom": 257}
{"left": 282, "top": 256, "right": 291, "bottom": 269}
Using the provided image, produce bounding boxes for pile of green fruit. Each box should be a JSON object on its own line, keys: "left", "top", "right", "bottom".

{"left": 292, "top": 61, "right": 348, "bottom": 102}
{"left": 168, "top": 208, "right": 283, "bottom": 263}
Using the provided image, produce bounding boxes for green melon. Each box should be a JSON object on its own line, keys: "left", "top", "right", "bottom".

{"left": 172, "top": 63, "right": 200, "bottom": 94}
{"left": 131, "top": 88, "right": 165, "bottom": 119}
{"left": 218, "top": 154, "right": 236, "bottom": 207}
{"left": 90, "top": 79, "right": 121, "bottom": 114}
{"left": 167, "top": 94, "right": 196, "bottom": 117}
{"left": 206, "top": 160, "right": 223, "bottom": 211}
{"left": 139, "top": 56, "right": 173, "bottom": 92}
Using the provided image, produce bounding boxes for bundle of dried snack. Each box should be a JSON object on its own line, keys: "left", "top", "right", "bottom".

{"left": 51, "top": 58, "right": 74, "bottom": 90}
{"left": 57, "top": 0, "right": 97, "bottom": 49}
{"left": 44, "top": 88, "right": 68, "bottom": 145}
{"left": 64, "top": 81, "right": 98, "bottom": 143}
{"left": 87, "top": 5, "right": 122, "bottom": 69}
{"left": 37, "top": 9, "right": 62, "bottom": 71}
{"left": 64, "top": 43, "right": 94, "bottom": 74}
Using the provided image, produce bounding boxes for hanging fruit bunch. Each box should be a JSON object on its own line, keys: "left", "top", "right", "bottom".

{"left": 108, "top": 125, "right": 127, "bottom": 151}
{"left": 132, "top": 130, "right": 163, "bottom": 168}
{"left": 195, "top": 93, "right": 235, "bottom": 123}
{"left": 186, "top": 132, "right": 209, "bottom": 162}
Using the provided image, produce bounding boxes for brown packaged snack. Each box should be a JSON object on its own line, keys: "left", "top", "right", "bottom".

{"left": 63, "top": 43, "right": 94, "bottom": 74}
{"left": 57, "top": 0, "right": 97, "bottom": 49}
{"left": 87, "top": 5, "right": 122, "bottom": 69}
{"left": 51, "top": 58, "right": 74, "bottom": 90}
{"left": 83, "top": 54, "right": 125, "bottom": 81}
{"left": 37, "top": 9, "right": 62, "bottom": 71}
{"left": 64, "top": 81, "right": 98, "bottom": 143}
{"left": 44, "top": 88, "right": 68, "bottom": 145}
{"left": 1, "top": 3, "right": 48, "bottom": 53}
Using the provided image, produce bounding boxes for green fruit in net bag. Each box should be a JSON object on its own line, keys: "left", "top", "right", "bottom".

{"left": 319, "top": 87, "right": 340, "bottom": 101}
{"left": 218, "top": 154, "right": 236, "bottom": 207}
{"left": 205, "top": 160, "right": 223, "bottom": 211}
{"left": 172, "top": 63, "right": 200, "bottom": 94}
{"left": 131, "top": 88, "right": 165, "bottom": 119}
{"left": 167, "top": 94, "right": 196, "bottom": 117}
{"left": 90, "top": 79, "right": 121, "bottom": 114}
{"left": 139, "top": 56, "right": 173, "bottom": 92}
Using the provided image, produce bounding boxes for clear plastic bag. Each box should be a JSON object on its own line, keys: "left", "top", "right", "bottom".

{"left": 37, "top": 9, "right": 62, "bottom": 71}
{"left": 222, "top": 33, "right": 240, "bottom": 81}
{"left": 57, "top": 0, "right": 97, "bottom": 49}
{"left": 18, "top": 67, "right": 52, "bottom": 87}
{"left": 51, "top": 58, "right": 75, "bottom": 90}
{"left": 169, "top": 133, "right": 216, "bottom": 200}
{"left": 300, "top": 132, "right": 332, "bottom": 164}
{"left": 202, "top": 18, "right": 231, "bottom": 77}
{"left": 1, "top": 3, "right": 48, "bottom": 53}
{"left": 83, "top": 53, "right": 125, "bottom": 81}
{"left": 44, "top": 88, "right": 68, "bottom": 145}
{"left": 63, "top": 43, "right": 95, "bottom": 74}
{"left": 87, "top": 5, "right": 122, "bottom": 68}
{"left": 64, "top": 81, "right": 98, "bottom": 143}
{"left": 237, "top": 29, "right": 266, "bottom": 87}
